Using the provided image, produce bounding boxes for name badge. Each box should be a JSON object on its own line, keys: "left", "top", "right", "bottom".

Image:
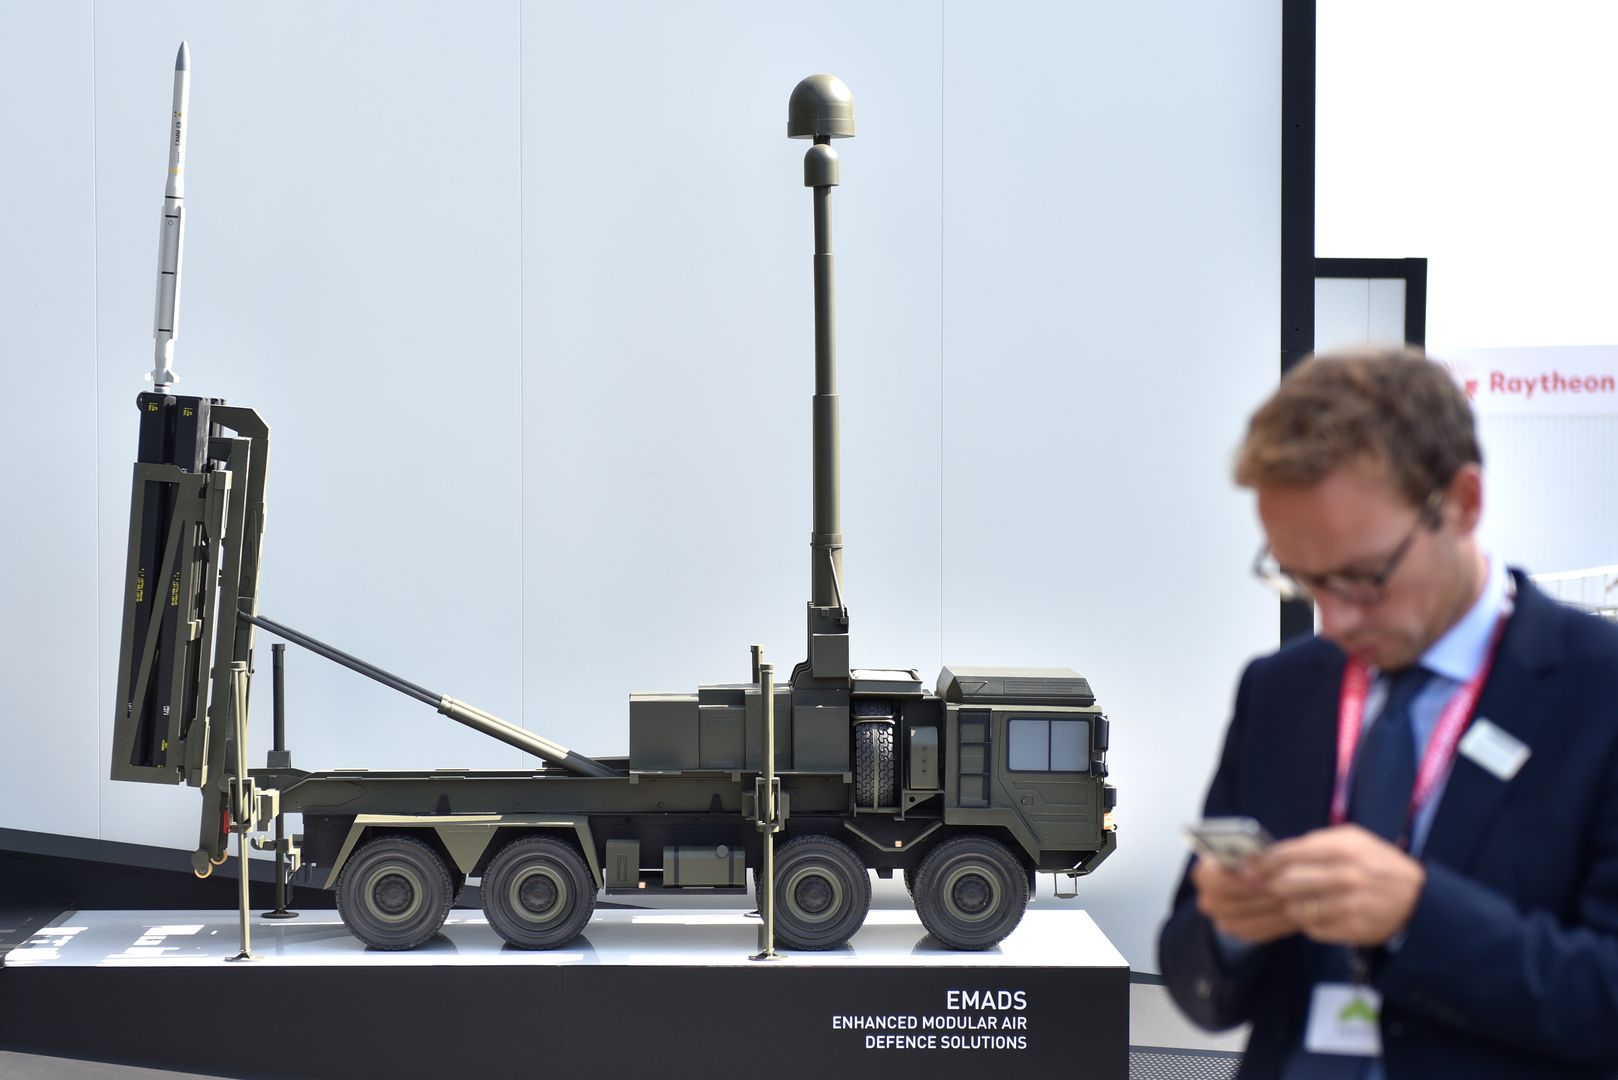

{"left": 1458, "top": 717, "right": 1530, "bottom": 781}
{"left": 1304, "top": 983, "right": 1382, "bottom": 1057}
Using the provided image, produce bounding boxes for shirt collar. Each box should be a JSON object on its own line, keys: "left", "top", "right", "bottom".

{"left": 1416, "top": 554, "right": 1509, "bottom": 684}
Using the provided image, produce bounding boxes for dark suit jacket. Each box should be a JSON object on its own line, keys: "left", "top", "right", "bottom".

{"left": 1159, "top": 571, "right": 1618, "bottom": 1078}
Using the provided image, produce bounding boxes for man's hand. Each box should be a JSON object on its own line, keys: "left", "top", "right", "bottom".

{"left": 1259, "top": 824, "right": 1426, "bottom": 947}
{"left": 1192, "top": 855, "right": 1299, "bottom": 945}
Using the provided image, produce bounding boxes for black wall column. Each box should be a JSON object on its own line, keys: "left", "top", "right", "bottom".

{"left": 1279, "top": 0, "right": 1316, "bottom": 643}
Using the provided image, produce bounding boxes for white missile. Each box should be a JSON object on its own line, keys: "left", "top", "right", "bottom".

{"left": 149, "top": 42, "right": 190, "bottom": 394}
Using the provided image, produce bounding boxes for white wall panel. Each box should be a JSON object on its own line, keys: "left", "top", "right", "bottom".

{"left": 1315, "top": 278, "right": 1371, "bottom": 353}
{"left": 1313, "top": 277, "right": 1407, "bottom": 353}
{"left": 941, "top": 0, "right": 1281, "bottom": 970}
{"left": 1367, "top": 279, "right": 1407, "bottom": 341}
{"left": 1478, "top": 417, "right": 1618, "bottom": 574}
{"left": 0, "top": 1, "right": 100, "bottom": 837}
{"left": 1319, "top": 1, "right": 1618, "bottom": 349}
{"left": 518, "top": 1, "right": 943, "bottom": 757}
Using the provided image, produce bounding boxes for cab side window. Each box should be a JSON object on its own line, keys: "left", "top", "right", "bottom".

{"left": 1008, "top": 717, "right": 1088, "bottom": 772}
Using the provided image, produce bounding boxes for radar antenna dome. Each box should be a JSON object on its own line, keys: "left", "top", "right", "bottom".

{"left": 788, "top": 74, "right": 855, "bottom": 139}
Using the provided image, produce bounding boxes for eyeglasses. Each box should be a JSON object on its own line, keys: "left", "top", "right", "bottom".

{"left": 1252, "top": 489, "right": 1445, "bottom": 605}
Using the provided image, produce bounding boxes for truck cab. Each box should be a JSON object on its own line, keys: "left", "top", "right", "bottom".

{"left": 937, "top": 666, "right": 1114, "bottom": 866}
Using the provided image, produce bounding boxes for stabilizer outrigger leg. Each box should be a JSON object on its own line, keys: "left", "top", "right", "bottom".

{"left": 751, "top": 653, "right": 784, "bottom": 963}
{"left": 224, "top": 661, "right": 259, "bottom": 962}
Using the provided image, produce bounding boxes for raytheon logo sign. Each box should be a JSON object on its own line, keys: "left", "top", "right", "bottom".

{"left": 1439, "top": 345, "right": 1618, "bottom": 417}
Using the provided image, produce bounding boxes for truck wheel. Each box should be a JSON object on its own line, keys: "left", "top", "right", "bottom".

{"left": 769, "top": 836, "right": 871, "bottom": 950}
{"left": 913, "top": 836, "right": 1029, "bottom": 950}
{"left": 334, "top": 835, "right": 454, "bottom": 950}
{"left": 854, "top": 721, "right": 895, "bottom": 808}
{"left": 903, "top": 865, "right": 916, "bottom": 897}
{"left": 481, "top": 836, "right": 596, "bottom": 949}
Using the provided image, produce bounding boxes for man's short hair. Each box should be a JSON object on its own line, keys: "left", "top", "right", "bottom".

{"left": 1233, "top": 345, "right": 1482, "bottom": 505}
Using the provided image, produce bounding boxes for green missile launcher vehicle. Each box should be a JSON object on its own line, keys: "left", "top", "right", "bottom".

{"left": 110, "top": 71, "right": 1117, "bottom": 955}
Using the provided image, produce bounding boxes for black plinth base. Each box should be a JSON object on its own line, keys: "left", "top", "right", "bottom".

{"left": 0, "top": 909, "right": 1129, "bottom": 1080}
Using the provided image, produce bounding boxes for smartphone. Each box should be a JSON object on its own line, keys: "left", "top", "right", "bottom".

{"left": 1184, "top": 816, "right": 1274, "bottom": 868}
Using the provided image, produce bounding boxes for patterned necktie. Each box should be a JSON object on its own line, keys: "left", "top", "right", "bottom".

{"left": 1283, "top": 665, "right": 1432, "bottom": 1080}
{"left": 1350, "top": 666, "right": 1431, "bottom": 842}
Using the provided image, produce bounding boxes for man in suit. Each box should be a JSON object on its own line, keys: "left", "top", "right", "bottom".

{"left": 1159, "top": 346, "right": 1618, "bottom": 1078}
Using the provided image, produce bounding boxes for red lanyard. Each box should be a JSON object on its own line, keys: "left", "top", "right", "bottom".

{"left": 1329, "top": 614, "right": 1510, "bottom": 831}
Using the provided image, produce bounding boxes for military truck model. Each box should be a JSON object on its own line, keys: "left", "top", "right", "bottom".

{"left": 110, "top": 67, "right": 1117, "bottom": 955}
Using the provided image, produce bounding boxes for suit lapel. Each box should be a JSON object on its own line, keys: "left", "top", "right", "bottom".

{"left": 1422, "top": 571, "right": 1561, "bottom": 870}
{"left": 1278, "top": 646, "right": 1345, "bottom": 838}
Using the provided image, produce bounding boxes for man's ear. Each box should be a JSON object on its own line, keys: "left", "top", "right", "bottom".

{"left": 1443, "top": 464, "right": 1484, "bottom": 536}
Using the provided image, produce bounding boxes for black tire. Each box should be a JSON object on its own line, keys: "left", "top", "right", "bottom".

{"left": 768, "top": 836, "right": 871, "bottom": 950}
{"left": 913, "top": 836, "right": 1029, "bottom": 950}
{"left": 334, "top": 835, "right": 455, "bottom": 950}
{"left": 903, "top": 865, "right": 917, "bottom": 897}
{"left": 480, "top": 836, "right": 597, "bottom": 949}
{"left": 853, "top": 720, "right": 896, "bottom": 808}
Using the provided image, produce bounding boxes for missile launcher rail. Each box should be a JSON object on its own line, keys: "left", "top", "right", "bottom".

{"left": 109, "top": 66, "right": 1117, "bottom": 959}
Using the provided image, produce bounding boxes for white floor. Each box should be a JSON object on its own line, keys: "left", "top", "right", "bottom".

{"left": 5, "top": 906, "right": 1126, "bottom": 969}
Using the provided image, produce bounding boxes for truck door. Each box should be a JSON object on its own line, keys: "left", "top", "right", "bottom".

{"left": 997, "top": 712, "right": 1096, "bottom": 850}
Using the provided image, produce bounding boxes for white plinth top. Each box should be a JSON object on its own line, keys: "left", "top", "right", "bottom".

{"left": 5, "top": 908, "right": 1128, "bottom": 970}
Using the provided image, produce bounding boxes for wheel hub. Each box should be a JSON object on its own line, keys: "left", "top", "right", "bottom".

{"left": 794, "top": 875, "right": 833, "bottom": 915}
{"left": 372, "top": 872, "right": 416, "bottom": 917}
{"left": 951, "top": 873, "right": 991, "bottom": 915}
{"left": 517, "top": 870, "right": 561, "bottom": 916}
{"left": 940, "top": 862, "right": 1000, "bottom": 924}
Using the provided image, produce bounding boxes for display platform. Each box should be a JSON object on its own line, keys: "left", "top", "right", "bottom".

{"left": 0, "top": 907, "right": 1128, "bottom": 1079}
